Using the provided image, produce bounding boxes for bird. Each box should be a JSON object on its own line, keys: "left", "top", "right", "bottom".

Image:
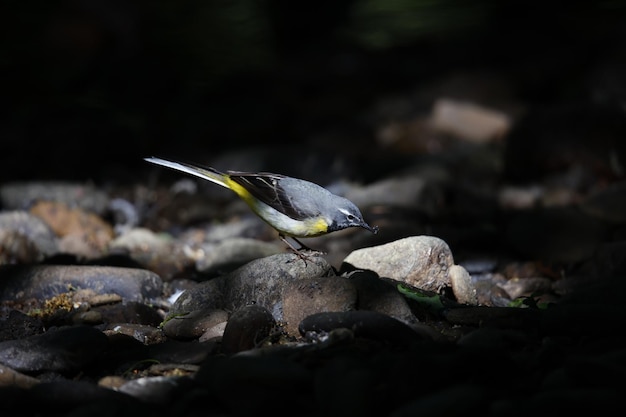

{"left": 144, "top": 156, "right": 378, "bottom": 258}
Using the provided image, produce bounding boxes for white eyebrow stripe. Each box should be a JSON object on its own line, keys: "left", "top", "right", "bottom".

{"left": 338, "top": 208, "right": 353, "bottom": 216}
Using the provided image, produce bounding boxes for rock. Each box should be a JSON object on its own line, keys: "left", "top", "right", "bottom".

{"left": 29, "top": 200, "right": 114, "bottom": 259}
{"left": 195, "top": 237, "right": 284, "bottom": 275}
{"left": 91, "top": 301, "right": 163, "bottom": 326}
{"left": 167, "top": 279, "right": 224, "bottom": 317}
{"left": 299, "top": 311, "right": 430, "bottom": 346}
{"left": 0, "top": 325, "right": 109, "bottom": 373}
{"left": 0, "top": 265, "right": 163, "bottom": 303}
{"left": 344, "top": 175, "right": 431, "bottom": 211}
{"left": 281, "top": 276, "right": 357, "bottom": 336}
{"left": 0, "top": 364, "right": 40, "bottom": 388}
{"left": 498, "top": 276, "right": 553, "bottom": 300}
{"left": 0, "top": 211, "right": 58, "bottom": 263}
{"left": 168, "top": 253, "right": 335, "bottom": 323}
{"left": 147, "top": 339, "right": 219, "bottom": 365}
{"left": 109, "top": 228, "right": 193, "bottom": 281}
{"left": 430, "top": 98, "right": 512, "bottom": 143}
{"left": 103, "top": 323, "right": 167, "bottom": 345}
{"left": 347, "top": 270, "right": 418, "bottom": 325}
{"left": 221, "top": 305, "right": 277, "bottom": 354}
{"left": 221, "top": 253, "right": 335, "bottom": 320}
{"left": 161, "top": 308, "right": 229, "bottom": 340}
{"left": 342, "top": 236, "right": 454, "bottom": 293}
{"left": 0, "top": 182, "right": 109, "bottom": 214}
{"left": 449, "top": 264, "right": 478, "bottom": 305}
{"left": 119, "top": 375, "right": 190, "bottom": 405}
{"left": 199, "top": 321, "right": 228, "bottom": 342}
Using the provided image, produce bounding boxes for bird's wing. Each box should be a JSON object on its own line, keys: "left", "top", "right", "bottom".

{"left": 227, "top": 172, "right": 313, "bottom": 220}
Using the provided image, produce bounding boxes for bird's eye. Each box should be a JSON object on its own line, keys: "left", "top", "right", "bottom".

{"left": 346, "top": 214, "right": 355, "bottom": 221}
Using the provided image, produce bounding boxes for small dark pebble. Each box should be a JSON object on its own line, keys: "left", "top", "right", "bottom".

{"left": 299, "top": 310, "right": 430, "bottom": 346}
{"left": 221, "top": 304, "right": 277, "bottom": 354}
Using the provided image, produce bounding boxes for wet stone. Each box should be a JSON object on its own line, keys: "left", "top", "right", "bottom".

{"left": 348, "top": 269, "right": 418, "bottom": 325}
{"left": 0, "top": 364, "right": 40, "bottom": 388}
{"left": 119, "top": 375, "right": 192, "bottom": 405}
{"left": 0, "top": 264, "right": 163, "bottom": 303}
{"left": 0, "top": 325, "right": 109, "bottom": 373}
{"left": 168, "top": 253, "right": 335, "bottom": 323}
{"left": 221, "top": 305, "right": 277, "bottom": 354}
{"left": 147, "top": 339, "right": 219, "bottom": 365}
{"left": 103, "top": 323, "right": 167, "bottom": 345}
{"left": 299, "top": 310, "right": 431, "bottom": 346}
{"left": 281, "top": 276, "right": 357, "bottom": 337}
{"left": 91, "top": 301, "right": 164, "bottom": 327}
{"left": 161, "top": 308, "right": 229, "bottom": 340}
{"left": 220, "top": 253, "right": 335, "bottom": 321}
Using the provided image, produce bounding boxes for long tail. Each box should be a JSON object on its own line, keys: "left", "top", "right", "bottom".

{"left": 144, "top": 157, "right": 229, "bottom": 189}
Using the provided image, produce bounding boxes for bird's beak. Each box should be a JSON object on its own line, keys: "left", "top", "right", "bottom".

{"left": 361, "top": 222, "right": 379, "bottom": 234}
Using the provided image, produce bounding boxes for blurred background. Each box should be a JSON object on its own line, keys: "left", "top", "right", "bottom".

{"left": 1, "top": 0, "right": 625, "bottom": 184}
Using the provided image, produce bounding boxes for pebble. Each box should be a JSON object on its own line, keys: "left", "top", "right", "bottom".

{"left": 161, "top": 308, "right": 229, "bottom": 340}
{"left": 118, "top": 375, "right": 191, "bottom": 405}
{"left": 449, "top": 264, "right": 478, "bottom": 305}
{"left": 299, "top": 310, "right": 431, "bottom": 346}
{"left": 221, "top": 305, "right": 277, "bottom": 354}
{"left": 103, "top": 323, "right": 167, "bottom": 345}
{"left": 0, "top": 364, "right": 40, "bottom": 388}
{"left": 347, "top": 269, "right": 418, "bottom": 325}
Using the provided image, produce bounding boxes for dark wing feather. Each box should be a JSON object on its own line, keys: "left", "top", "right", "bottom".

{"left": 227, "top": 172, "right": 311, "bottom": 220}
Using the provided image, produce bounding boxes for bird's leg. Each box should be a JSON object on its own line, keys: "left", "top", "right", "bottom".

{"left": 279, "top": 235, "right": 325, "bottom": 261}
{"left": 291, "top": 236, "right": 326, "bottom": 254}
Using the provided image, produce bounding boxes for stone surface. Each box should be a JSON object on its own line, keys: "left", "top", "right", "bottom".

{"left": 0, "top": 265, "right": 163, "bottom": 303}
{"left": 342, "top": 236, "right": 454, "bottom": 293}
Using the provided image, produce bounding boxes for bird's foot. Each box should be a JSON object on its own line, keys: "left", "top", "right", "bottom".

{"left": 280, "top": 236, "right": 326, "bottom": 264}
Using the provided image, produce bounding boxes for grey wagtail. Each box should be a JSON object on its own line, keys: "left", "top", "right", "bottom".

{"left": 144, "top": 157, "right": 378, "bottom": 257}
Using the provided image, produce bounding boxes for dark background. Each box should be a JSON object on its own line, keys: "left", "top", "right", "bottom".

{"left": 2, "top": 0, "right": 626, "bottom": 184}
